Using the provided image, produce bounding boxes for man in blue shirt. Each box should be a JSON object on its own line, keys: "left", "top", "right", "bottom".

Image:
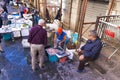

{"left": 54, "top": 27, "right": 67, "bottom": 49}
{"left": 77, "top": 30, "right": 102, "bottom": 73}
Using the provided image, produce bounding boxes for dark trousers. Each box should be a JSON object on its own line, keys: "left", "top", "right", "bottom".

{"left": 78, "top": 57, "right": 94, "bottom": 70}
{"left": 20, "top": 11, "right": 24, "bottom": 18}
{"left": 0, "top": 34, "right": 2, "bottom": 43}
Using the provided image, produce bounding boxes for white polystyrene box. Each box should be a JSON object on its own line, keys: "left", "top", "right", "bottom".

{"left": 13, "top": 31, "right": 21, "bottom": 38}
{"left": 22, "top": 39, "right": 30, "bottom": 48}
{"left": 21, "top": 28, "right": 29, "bottom": 37}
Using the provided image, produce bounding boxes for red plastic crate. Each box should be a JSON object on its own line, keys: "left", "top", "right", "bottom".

{"left": 59, "top": 56, "right": 67, "bottom": 63}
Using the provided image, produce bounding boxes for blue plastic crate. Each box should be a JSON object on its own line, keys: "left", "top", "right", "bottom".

{"left": 3, "top": 33, "right": 12, "bottom": 40}
{"left": 48, "top": 53, "right": 58, "bottom": 63}
{"left": 13, "top": 14, "right": 19, "bottom": 16}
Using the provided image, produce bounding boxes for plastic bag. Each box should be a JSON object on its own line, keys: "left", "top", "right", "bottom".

{"left": 72, "top": 33, "right": 78, "bottom": 43}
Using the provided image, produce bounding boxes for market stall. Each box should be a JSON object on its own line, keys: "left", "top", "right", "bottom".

{"left": 0, "top": 6, "right": 33, "bottom": 42}
{"left": 0, "top": 18, "right": 32, "bottom": 36}
{"left": 0, "top": 0, "right": 33, "bottom": 40}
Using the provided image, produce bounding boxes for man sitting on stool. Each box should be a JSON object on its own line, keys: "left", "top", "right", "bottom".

{"left": 77, "top": 30, "right": 102, "bottom": 73}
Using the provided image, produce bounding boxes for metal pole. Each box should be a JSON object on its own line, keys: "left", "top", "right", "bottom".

{"left": 36, "top": 0, "right": 37, "bottom": 8}
{"left": 60, "top": 0, "right": 62, "bottom": 26}
{"left": 60, "top": 0, "right": 62, "bottom": 12}
{"left": 107, "top": 0, "right": 115, "bottom": 16}
{"left": 75, "top": 0, "right": 83, "bottom": 32}
{"left": 39, "top": 0, "right": 41, "bottom": 12}
{"left": 44, "top": 0, "right": 47, "bottom": 19}
{"left": 77, "top": 0, "right": 89, "bottom": 48}
{"left": 38, "top": 0, "right": 40, "bottom": 12}
{"left": 69, "top": 0, "right": 73, "bottom": 29}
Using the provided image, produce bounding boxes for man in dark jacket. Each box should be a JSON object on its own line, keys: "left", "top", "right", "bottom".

{"left": 77, "top": 30, "right": 102, "bottom": 73}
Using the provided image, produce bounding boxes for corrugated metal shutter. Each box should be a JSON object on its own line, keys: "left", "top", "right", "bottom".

{"left": 85, "top": 0, "right": 109, "bottom": 22}
{"left": 83, "top": 0, "right": 109, "bottom": 38}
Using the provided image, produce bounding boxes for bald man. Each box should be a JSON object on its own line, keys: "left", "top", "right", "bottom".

{"left": 28, "top": 19, "right": 47, "bottom": 71}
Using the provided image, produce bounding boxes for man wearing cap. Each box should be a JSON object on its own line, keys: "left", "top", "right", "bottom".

{"left": 54, "top": 27, "right": 67, "bottom": 49}
{"left": 77, "top": 30, "right": 102, "bottom": 73}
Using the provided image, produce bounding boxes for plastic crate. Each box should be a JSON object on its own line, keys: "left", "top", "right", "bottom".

{"left": 21, "top": 28, "right": 29, "bottom": 37}
{"left": 59, "top": 56, "right": 67, "bottom": 63}
{"left": 13, "top": 31, "right": 21, "bottom": 38}
{"left": 48, "top": 53, "right": 58, "bottom": 63}
{"left": 3, "top": 33, "right": 12, "bottom": 40}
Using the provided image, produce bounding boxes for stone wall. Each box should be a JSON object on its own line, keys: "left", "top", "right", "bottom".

{"left": 62, "top": 0, "right": 81, "bottom": 31}
{"left": 70, "top": 0, "right": 81, "bottom": 31}
{"left": 62, "top": 0, "right": 71, "bottom": 29}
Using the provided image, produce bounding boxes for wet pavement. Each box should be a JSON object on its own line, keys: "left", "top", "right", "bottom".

{"left": 0, "top": 38, "right": 62, "bottom": 80}
{"left": 0, "top": 39, "right": 106, "bottom": 80}
{"left": 0, "top": 39, "right": 42, "bottom": 80}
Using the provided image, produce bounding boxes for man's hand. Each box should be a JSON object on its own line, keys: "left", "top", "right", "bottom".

{"left": 77, "top": 49, "right": 81, "bottom": 52}
{"left": 79, "top": 55, "right": 84, "bottom": 60}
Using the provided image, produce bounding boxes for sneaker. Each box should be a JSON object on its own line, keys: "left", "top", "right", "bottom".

{"left": 40, "top": 66, "right": 45, "bottom": 70}
{"left": 39, "top": 64, "right": 45, "bottom": 69}
{"left": 0, "top": 50, "right": 5, "bottom": 53}
{"left": 85, "top": 62, "right": 90, "bottom": 67}
{"left": 33, "top": 69, "right": 36, "bottom": 72}
{"left": 32, "top": 67, "right": 38, "bottom": 72}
